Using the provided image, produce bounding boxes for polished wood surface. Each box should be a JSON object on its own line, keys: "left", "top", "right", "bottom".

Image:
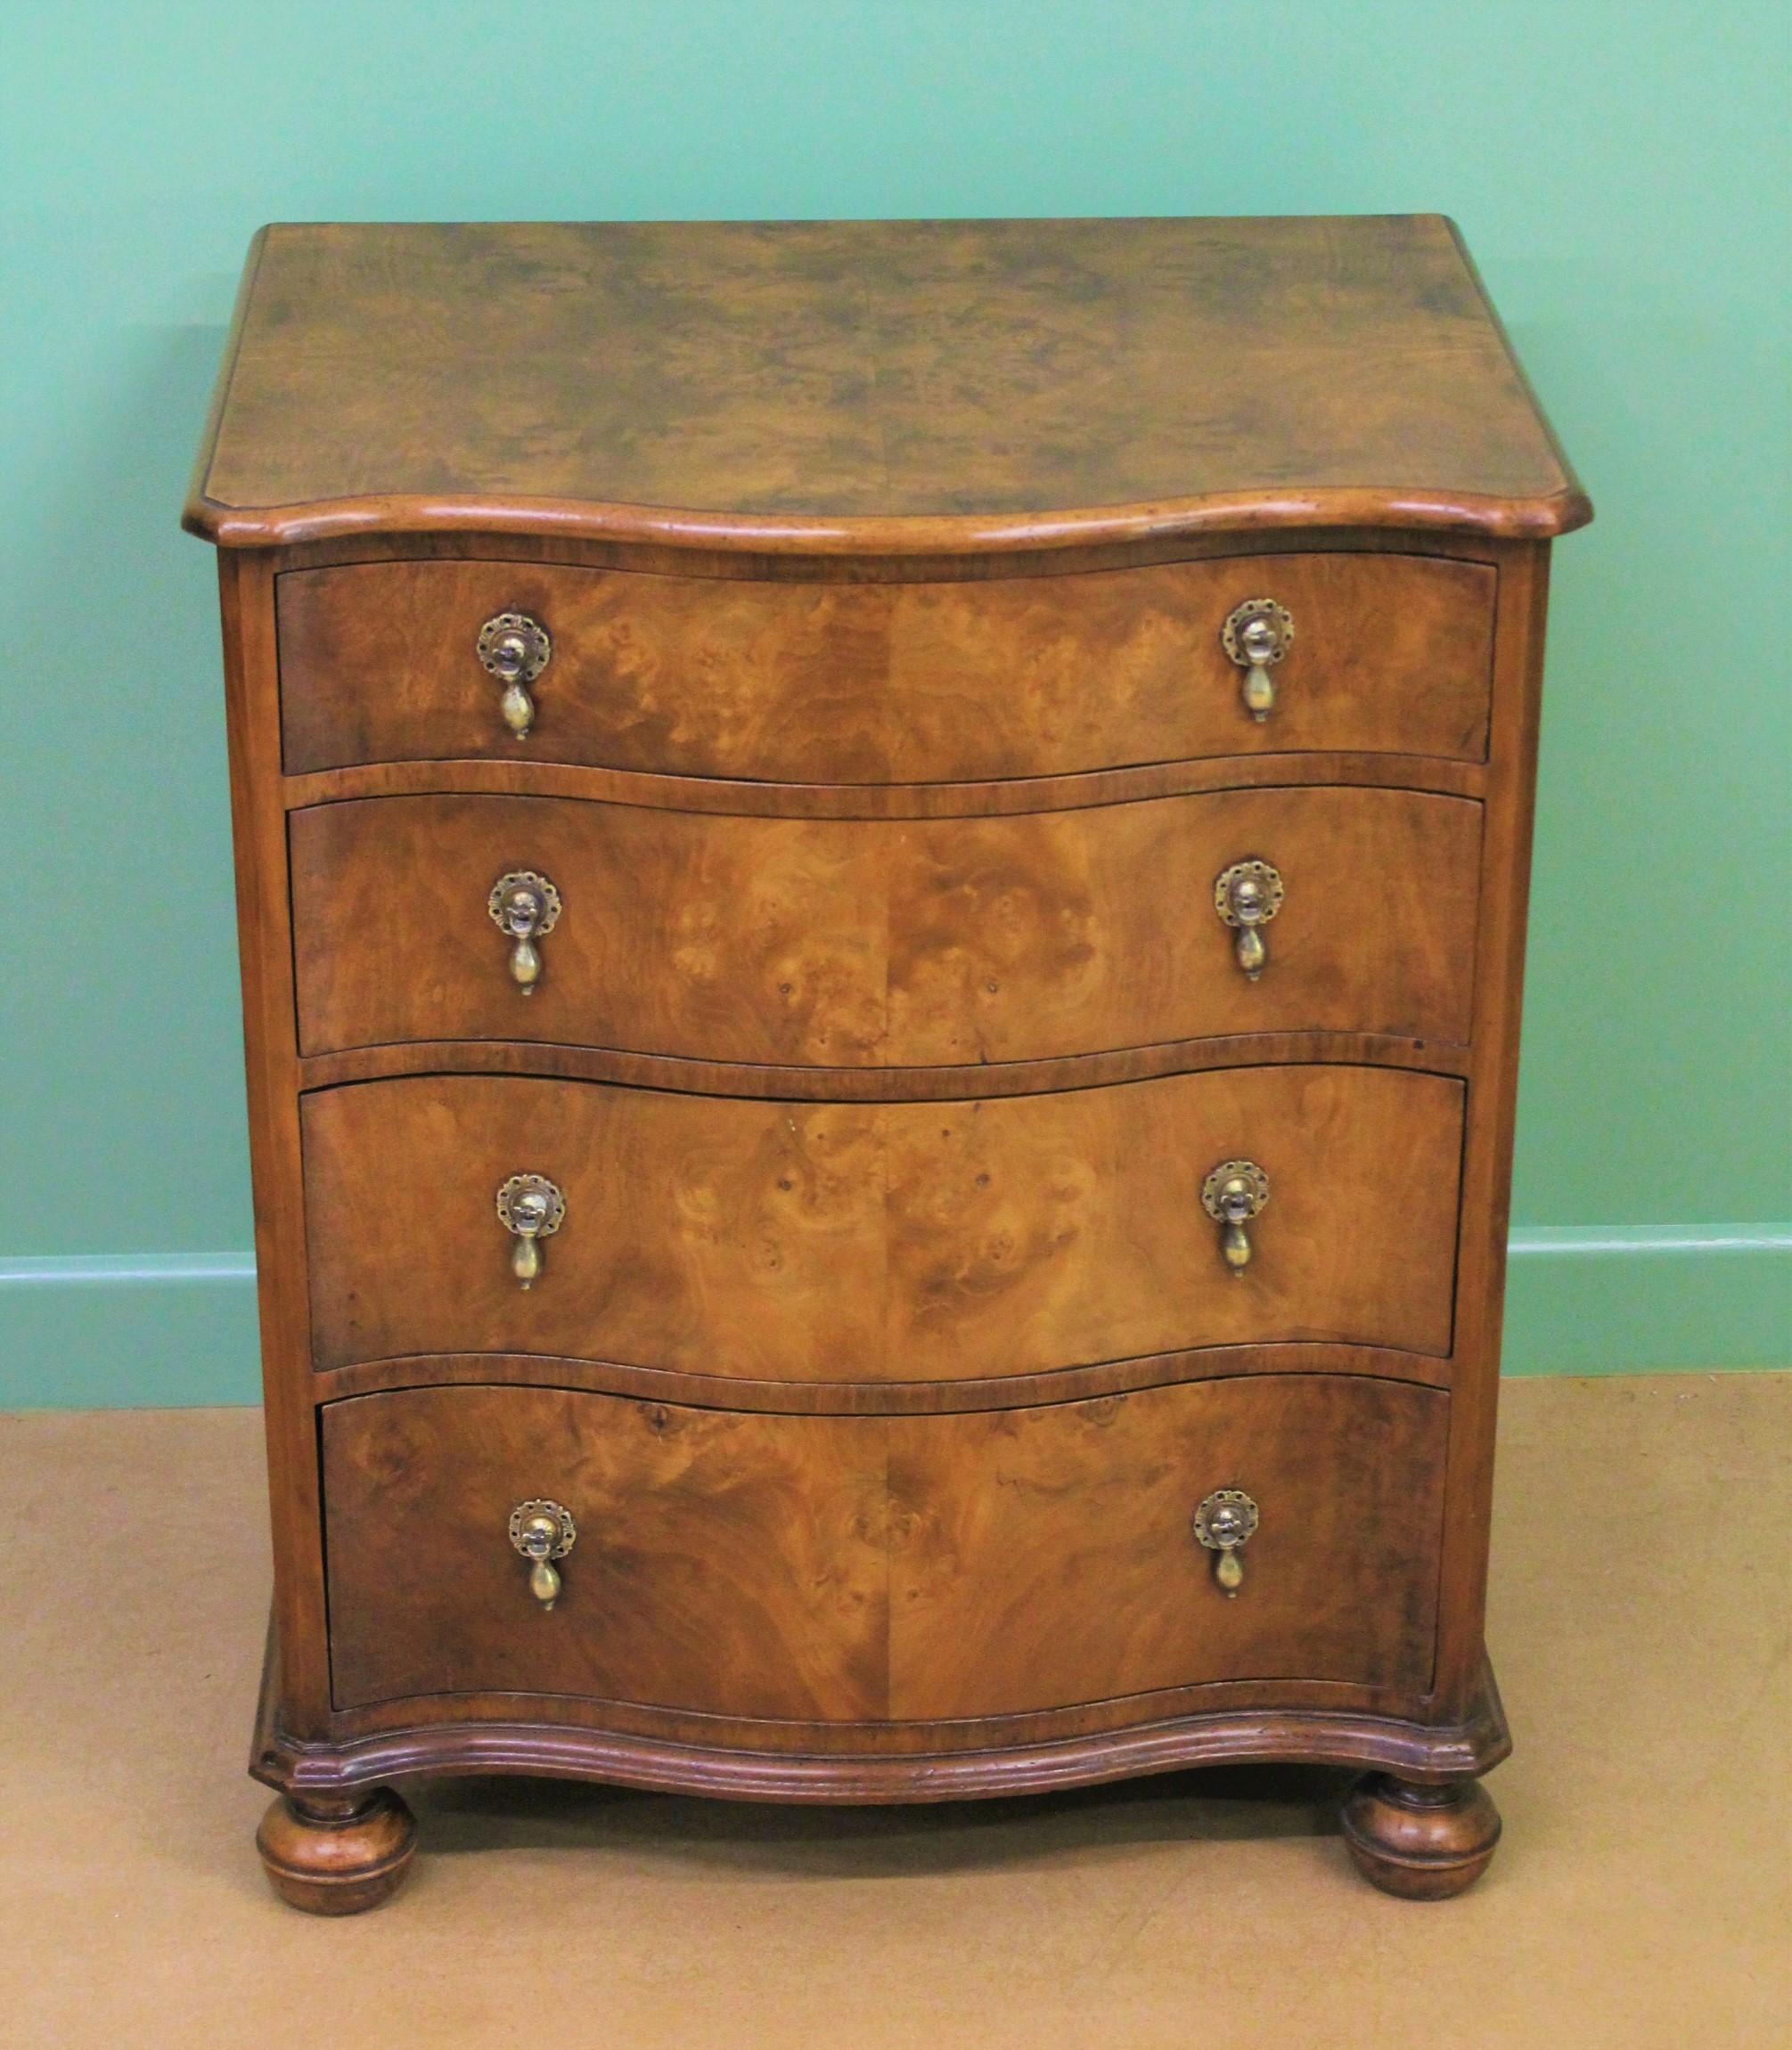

{"left": 1430, "top": 538, "right": 1551, "bottom": 1713}
{"left": 259, "top": 1637, "right": 1511, "bottom": 1797}
{"left": 1339, "top": 1775, "right": 1502, "bottom": 1899}
{"left": 322, "top": 1376, "right": 1445, "bottom": 1715}
{"left": 254, "top": 1790, "right": 415, "bottom": 1915}
{"left": 290, "top": 786, "right": 1483, "bottom": 1062}
{"left": 189, "top": 217, "right": 1587, "bottom": 1903}
{"left": 216, "top": 550, "right": 334, "bottom": 1739}
{"left": 283, "top": 740, "right": 1485, "bottom": 821}
{"left": 301, "top": 1067, "right": 1465, "bottom": 1377}
{"left": 276, "top": 550, "right": 1496, "bottom": 779}
{"left": 310, "top": 1338, "right": 1453, "bottom": 1417}
{"left": 187, "top": 217, "right": 1588, "bottom": 548}
{"left": 886, "top": 1375, "right": 1446, "bottom": 1715}
{"left": 324, "top": 1387, "right": 888, "bottom": 1719}
{"left": 297, "top": 1031, "right": 1472, "bottom": 1109}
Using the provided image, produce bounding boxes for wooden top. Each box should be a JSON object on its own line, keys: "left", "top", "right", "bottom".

{"left": 185, "top": 216, "right": 1589, "bottom": 552}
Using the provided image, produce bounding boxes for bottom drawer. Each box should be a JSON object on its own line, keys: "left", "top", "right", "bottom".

{"left": 323, "top": 1376, "right": 1448, "bottom": 1719}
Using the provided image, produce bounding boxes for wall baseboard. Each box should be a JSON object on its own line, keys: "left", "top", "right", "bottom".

{"left": 1498, "top": 1226, "right": 1789, "bottom": 1376}
{"left": 0, "top": 1254, "right": 260, "bottom": 1409}
{"left": 1, "top": 1229, "right": 1786, "bottom": 1409}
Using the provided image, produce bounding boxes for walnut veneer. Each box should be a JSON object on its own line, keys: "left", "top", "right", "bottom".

{"left": 301, "top": 1068, "right": 1466, "bottom": 1376}
{"left": 276, "top": 550, "right": 1498, "bottom": 778}
{"left": 185, "top": 216, "right": 1588, "bottom": 1913}
{"left": 290, "top": 787, "right": 1483, "bottom": 1061}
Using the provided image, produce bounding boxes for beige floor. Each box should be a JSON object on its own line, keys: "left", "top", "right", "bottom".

{"left": 0, "top": 1374, "right": 1786, "bottom": 2050}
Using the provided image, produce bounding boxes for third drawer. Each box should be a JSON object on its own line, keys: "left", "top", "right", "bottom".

{"left": 302, "top": 1065, "right": 1465, "bottom": 1376}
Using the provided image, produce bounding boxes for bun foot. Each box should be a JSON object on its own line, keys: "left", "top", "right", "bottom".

{"left": 256, "top": 1789, "right": 416, "bottom": 1915}
{"left": 1339, "top": 1774, "right": 1501, "bottom": 1899}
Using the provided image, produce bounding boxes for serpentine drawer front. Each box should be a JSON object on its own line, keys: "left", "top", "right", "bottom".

{"left": 276, "top": 551, "right": 1496, "bottom": 780}
{"left": 322, "top": 1377, "right": 1450, "bottom": 1717}
{"left": 188, "top": 216, "right": 1587, "bottom": 1909}
{"left": 288, "top": 786, "right": 1484, "bottom": 1061}
{"left": 300, "top": 1066, "right": 1465, "bottom": 1376}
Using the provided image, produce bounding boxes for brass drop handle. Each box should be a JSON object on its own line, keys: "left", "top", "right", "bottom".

{"left": 1201, "top": 1159, "right": 1270, "bottom": 1276}
{"left": 495, "top": 1172, "right": 565, "bottom": 1288}
{"left": 488, "top": 870, "right": 561, "bottom": 994}
{"left": 509, "top": 1499, "right": 577, "bottom": 1610}
{"left": 1193, "top": 1488, "right": 1259, "bottom": 1595}
{"left": 477, "top": 610, "right": 552, "bottom": 739}
{"left": 1214, "top": 859, "right": 1284, "bottom": 979}
{"left": 1221, "top": 599, "right": 1294, "bottom": 722}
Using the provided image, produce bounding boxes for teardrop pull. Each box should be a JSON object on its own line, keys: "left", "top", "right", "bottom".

{"left": 1201, "top": 1160, "right": 1271, "bottom": 1278}
{"left": 509, "top": 1500, "right": 578, "bottom": 1613}
{"left": 1221, "top": 600, "right": 1294, "bottom": 723}
{"left": 488, "top": 871, "right": 562, "bottom": 996}
{"left": 495, "top": 1173, "right": 566, "bottom": 1290}
{"left": 478, "top": 611, "right": 552, "bottom": 741}
{"left": 1193, "top": 1489, "right": 1260, "bottom": 1598}
{"left": 500, "top": 679, "right": 535, "bottom": 737}
{"left": 1214, "top": 860, "right": 1284, "bottom": 981}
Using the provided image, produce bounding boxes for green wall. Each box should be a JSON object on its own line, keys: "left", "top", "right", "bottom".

{"left": 2, "top": 1, "right": 1786, "bottom": 1405}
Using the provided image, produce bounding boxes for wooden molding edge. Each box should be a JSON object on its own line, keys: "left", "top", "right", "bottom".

{"left": 183, "top": 484, "right": 1592, "bottom": 552}
{"left": 296, "top": 1032, "right": 1475, "bottom": 1101}
{"left": 311, "top": 1343, "right": 1456, "bottom": 1410}
{"left": 182, "top": 226, "right": 267, "bottom": 536}
{"left": 250, "top": 1633, "right": 1510, "bottom": 1804}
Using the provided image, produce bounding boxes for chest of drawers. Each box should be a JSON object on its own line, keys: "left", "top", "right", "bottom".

{"left": 184, "top": 216, "right": 1588, "bottom": 1912}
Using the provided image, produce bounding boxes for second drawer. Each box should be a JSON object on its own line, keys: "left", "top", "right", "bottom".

{"left": 290, "top": 786, "right": 1483, "bottom": 1062}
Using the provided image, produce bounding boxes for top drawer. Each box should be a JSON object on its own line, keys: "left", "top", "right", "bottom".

{"left": 276, "top": 552, "right": 1495, "bottom": 781}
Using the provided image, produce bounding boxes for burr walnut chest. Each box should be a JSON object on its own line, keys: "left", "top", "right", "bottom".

{"left": 184, "top": 216, "right": 1589, "bottom": 1911}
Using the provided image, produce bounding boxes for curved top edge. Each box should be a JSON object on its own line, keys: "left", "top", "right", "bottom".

{"left": 182, "top": 482, "right": 1593, "bottom": 553}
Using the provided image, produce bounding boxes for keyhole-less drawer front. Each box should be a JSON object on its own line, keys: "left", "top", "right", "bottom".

{"left": 288, "top": 786, "right": 1483, "bottom": 1063}
{"left": 885, "top": 1373, "right": 1450, "bottom": 1718}
{"left": 301, "top": 1066, "right": 1464, "bottom": 1379}
{"left": 323, "top": 1387, "right": 891, "bottom": 1719}
{"left": 320, "top": 1375, "right": 1447, "bottom": 1716}
{"left": 274, "top": 551, "right": 1495, "bottom": 780}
